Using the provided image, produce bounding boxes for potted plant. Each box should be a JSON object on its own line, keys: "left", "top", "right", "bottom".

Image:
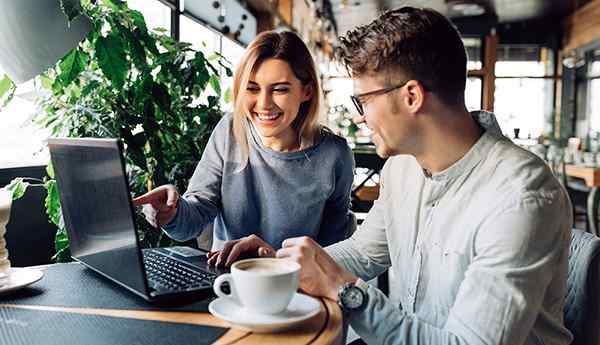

{"left": 1, "top": 0, "right": 230, "bottom": 261}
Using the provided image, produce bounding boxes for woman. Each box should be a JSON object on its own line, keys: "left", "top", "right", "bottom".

{"left": 133, "top": 31, "right": 354, "bottom": 267}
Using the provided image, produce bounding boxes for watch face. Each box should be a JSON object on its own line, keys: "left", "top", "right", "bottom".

{"left": 343, "top": 286, "right": 364, "bottom": 309}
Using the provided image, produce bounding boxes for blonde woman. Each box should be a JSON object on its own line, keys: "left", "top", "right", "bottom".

{"left": 133, "top": 31, "right": 354, "bottom": 266}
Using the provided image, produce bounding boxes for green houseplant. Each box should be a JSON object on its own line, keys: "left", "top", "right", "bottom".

{"left": 1, "top": 0, "right": 231, "bottom": 261}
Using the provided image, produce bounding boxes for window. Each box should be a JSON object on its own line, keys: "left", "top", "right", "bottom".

{"left": 463, "top": 37, "right": 483, "bottom": 71}
{"left": 1, "top": 0, "right": 255, "bottom": 169}
{"left": 465, "top": 76, "right": 482, "bottom": 111}
{"left": 180, "top": 15, "right": 244, "bottom": 111}
{"left": 220, "top": 35, "right": 245, "bottom": 112}
{"left": 127, "top": 0, "right": 171, "bottom": 35}
{"left": 494, "top": 45, "right": 555, "bottom": 139}
{"left": 180, "top": 15, "right": 220, "bottom": 55}
{"left": 463, "top": 36, "right": 483, "bottom": 110}
{"left": 587, "top": 50, "right": 600, "bottom": 133}
{"left": 0, "top": 67, "right": 50, "bottom": 168}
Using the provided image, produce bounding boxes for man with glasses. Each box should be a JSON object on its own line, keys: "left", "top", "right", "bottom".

{"left": 217, "top": 6, "right": 572, "bottom": 345}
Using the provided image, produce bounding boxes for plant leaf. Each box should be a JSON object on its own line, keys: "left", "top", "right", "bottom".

{"left": 44, "top": 180, "right": 62, "bottom": 227}
{"left": 129, "top": 10, "right": 148, "bottom": 32}
{"left": 39, "top": 74, "right": 54, "bottom": 90}
{"left": 0, "top": 74, "right": 16, "bottom": 109}
{"left": 6, "top": 178, "right": 30, "bottom": 200}
{"left": 209, "top": 75, "right": 221, "bottom": 95}
{"left": 224, "top": 87, "right": 232, "bottom": 103}
{"left": 152, "top": 82, "right": 171, "bottom": 113}
{"left": 59, "top": 0, "right": 82, "bottom": 24}
{"left": 0, "top": 75, "right": 14, "bottom": 98}
{"left": 46, "top": 162, "right": 55, "bottom": 179}
{"left": 95, "top": 34, "right": 128, "bottom": 88}
{"left": 59, "top": 48, "right": 86, "bottom": 85}
{"left": 52, "top": 228, "right": 71, "bottom": 263}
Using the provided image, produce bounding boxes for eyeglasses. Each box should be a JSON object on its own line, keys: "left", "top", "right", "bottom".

{"left": 350, "top": 80, "right": 409, "bottom": 116}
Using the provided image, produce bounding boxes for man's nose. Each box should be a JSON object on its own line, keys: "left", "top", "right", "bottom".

{"left": 353, "top": 115, "right": 366, "bottom": 125}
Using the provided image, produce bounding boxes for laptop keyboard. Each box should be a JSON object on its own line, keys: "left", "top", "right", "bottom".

{"left": 143, "top": 251, "right": 217, "bottom": 292}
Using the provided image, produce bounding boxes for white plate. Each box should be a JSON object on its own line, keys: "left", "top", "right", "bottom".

{"left": 208, "top": 292, "right": 322, "bottom": 333}
{"left": 0, "top": 267, "right": 44, "bottom": 295}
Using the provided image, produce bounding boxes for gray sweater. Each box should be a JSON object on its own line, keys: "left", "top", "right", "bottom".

{"left": 163, "top": 114, "right": 355, "bottom": 250}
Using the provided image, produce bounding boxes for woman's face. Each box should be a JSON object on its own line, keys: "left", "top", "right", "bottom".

{"left": 244, "top": 58, "right": 312, "bottom": 151}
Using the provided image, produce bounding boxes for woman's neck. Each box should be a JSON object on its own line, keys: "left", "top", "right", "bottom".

{"left": 259, "top": 128, "right": 301, "bottom": 152}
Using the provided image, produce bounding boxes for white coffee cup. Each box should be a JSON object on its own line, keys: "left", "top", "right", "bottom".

{"left": 213, "top": 258, "right": 300, "bottom": 315}
{"left": 0, "top": 189, "right": 13, "bottom": 283}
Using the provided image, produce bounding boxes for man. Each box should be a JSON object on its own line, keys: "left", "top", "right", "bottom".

{"left": 211, "top": 7, "right": 573, "bottom": 345}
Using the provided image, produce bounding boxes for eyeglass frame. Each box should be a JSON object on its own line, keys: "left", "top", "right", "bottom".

{"left": 350, "top": 80, "right": 410, "bottom": 116}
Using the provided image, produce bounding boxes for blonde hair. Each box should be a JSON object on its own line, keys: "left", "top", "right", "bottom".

{"left": 232, "top": 31, "right": 321, "bottom": 170}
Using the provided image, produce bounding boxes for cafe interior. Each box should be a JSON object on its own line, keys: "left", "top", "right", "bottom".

{"left": 1, "top": 0, "right": 600, "bottom": 344}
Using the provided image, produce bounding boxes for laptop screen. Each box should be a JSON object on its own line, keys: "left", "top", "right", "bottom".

{"left": 48, "top": 138, "right": 149, "bottom": 298}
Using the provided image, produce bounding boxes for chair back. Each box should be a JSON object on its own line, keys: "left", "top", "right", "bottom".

{"left": 565, "top": 229, "right": 600, "bottom": 345}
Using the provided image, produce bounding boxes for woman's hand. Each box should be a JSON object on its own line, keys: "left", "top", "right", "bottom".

{"left": 207, "top": 234, "right": 275, "bottom": 267}
{"left": 132, "top": 185, "right": 179, "bottom": 228}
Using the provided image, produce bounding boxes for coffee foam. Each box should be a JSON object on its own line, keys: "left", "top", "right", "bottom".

{"left": 236, "top": 260, "right": 295, "bottom": 275}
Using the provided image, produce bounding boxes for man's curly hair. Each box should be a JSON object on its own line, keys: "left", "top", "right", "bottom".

{"left": 336, "top": 7, "right": 467, "bottom": 106}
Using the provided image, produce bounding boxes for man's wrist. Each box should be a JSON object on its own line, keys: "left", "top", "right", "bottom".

{"left": 328, "top": 273, "right": 358, "bottom": 301}
{"left": 337, "top": 279, "right": 368, "bottom": 313}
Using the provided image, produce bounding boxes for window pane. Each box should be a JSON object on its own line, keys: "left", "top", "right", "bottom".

{"left": 222, "top": 36, "right": 245, "bottom": 70}
{"left": 463, "top": 37, "right": 482, "bottom": 70}
{"left": 180, "top": 15, "right": 222, "bottom": 104}
{"left": 465, "top": 76, "right": 482, "bottom": 111}
{"left": 220, "top": 36, "right": 245, "bottom": 112}
{"left": 180, "top": 15, "right": 220, "bottom": 55}
{"left": 127, "top": 0, "right": 171, "bottom": 35}
{"left": 496, "top": 45, "right": 554, "bottom": 77}
{"left": 588, "top": 78, "right": 600, "bottom": 132}
{"left": 0, "top": 67, "right": 50, "bottom": 168}
{"left": 494, "top": 78, "right": 553, "bottom": 139}
{"left": 588, "top": 49, "right": 600, "bottom": 78}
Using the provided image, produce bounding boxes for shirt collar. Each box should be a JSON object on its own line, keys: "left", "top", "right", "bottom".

{"left": 426, "top": 111, "right": 504, "bottom": 181}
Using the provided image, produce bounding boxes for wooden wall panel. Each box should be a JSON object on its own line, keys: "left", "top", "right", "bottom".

{"left": 563, "top": 0, "right": 600, "bottom": 51}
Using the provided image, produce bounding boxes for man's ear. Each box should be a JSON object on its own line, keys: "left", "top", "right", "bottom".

{"left": 403, "top": 80, "right": 426, "bottom": 114}
{"left": 302, "top": 84, "right": 313, "bottom": 102}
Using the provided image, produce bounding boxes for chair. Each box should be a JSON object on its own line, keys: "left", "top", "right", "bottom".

{"left": 565, "top": 229, "right": 600, "bottom": 345}
{"left": 551, "top": 161, "right": 590, "bottom": 232}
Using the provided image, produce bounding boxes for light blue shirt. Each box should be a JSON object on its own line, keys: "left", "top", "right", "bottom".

{"left": 326, "top": 111, "right": 573, "bottom": 345}
{"left": 163, "top": 114, "right": 355, "bottom": 250}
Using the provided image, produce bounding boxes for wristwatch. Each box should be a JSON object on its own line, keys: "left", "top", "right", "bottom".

{"left": 337, "top": 281, "right": 366, "bottom": 313}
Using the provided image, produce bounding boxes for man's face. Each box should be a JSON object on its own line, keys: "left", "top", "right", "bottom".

{"left": 353, "top": 75, "right": 416, "bottom": 158}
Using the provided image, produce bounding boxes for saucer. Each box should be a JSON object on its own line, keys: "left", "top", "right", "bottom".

{"left": 208, "top": 292, "right": 321, "bottom": 333}
{"left": 0, "top": 267, "right": 44, "bottom": 295}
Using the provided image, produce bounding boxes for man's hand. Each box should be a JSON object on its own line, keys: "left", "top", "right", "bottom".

{"left": 276, "top": 236, "right": 357, "bottom": 301}
{"left": 132, "top": 185, "right": 179, "bottom": 228}
{"left": 207, "top": 234, "right": 275, "bottom": 267}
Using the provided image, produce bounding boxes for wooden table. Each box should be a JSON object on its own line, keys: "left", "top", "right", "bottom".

{"left": 565, "top": 164, "right": 600, "bottom": 235}
{"left": 0, "top": 299, "right": 343, "bottom": 345}
{"left": 565, "top": 164, "right": 600, "bottom": 187}
{"left": 0, "top": 266, "right": 344, "bottom": 345}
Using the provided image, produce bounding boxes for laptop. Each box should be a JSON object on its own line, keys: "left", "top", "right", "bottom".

{"left": 47, "top": 138, "right": 227, "bottom": 303}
